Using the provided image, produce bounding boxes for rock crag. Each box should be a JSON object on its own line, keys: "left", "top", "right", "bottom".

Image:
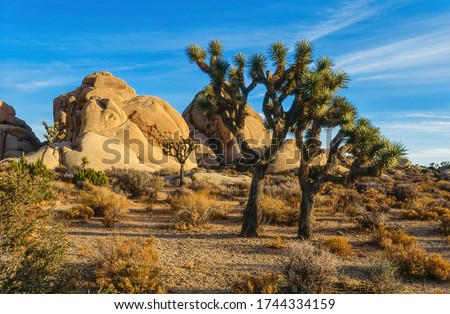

{"left": 0, "top": 101, "right": 41, "bottom": 159}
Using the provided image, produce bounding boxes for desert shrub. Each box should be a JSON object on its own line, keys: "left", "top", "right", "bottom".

{"left": 421, "top": 210, "right": 440, "bottom": 221}
{"left": 391, "top": 184, "right": 417, "bottom": 202}
{"left": 3, "top": 157, "right": 54, "bottom": 202}
{"left": 232, "top": 272, "right": 281, "bottom": 294}
{"left": 225, "top": 181, "right": 250, "bottom": 198}
{"left": 433, "top": 206, "right": 450, "bottom": 216}
{"left": 73, "top": 167, "right": 108, "bottom": 186}
{"left": 155, "top": 167, "right": 177, "bottom": 177}
{"left": 362, "top": 188, "right": 391, "bottom": 212}
{"left": 11, "top": 156, "right": 55, "bottom": 181}
{"left": 375, "top": 228, "right": 418, "bottom": 248}
{"left": 282, "top": 242, "right": 338, "bottom": 294}
{"left": 357, "top": 210, "right": 387, "bottom": 231}
{"left": 323, "top": 236, "right": 353, "bottom": 256}
{"left": 65, "top": 205, "right": 94, "bottom": 222}
{"left": 425, "top": 254, "right": 450, "bottom": 281}
{"left": 402, "top": 209, "right": 421, "bottom": 220}
{"left": 441, "top": 214, "right": 450, "bottom": 236}
{"left": 93, "top": 236, "right": 164, "bottom": 294}
{"left": 332, "top": 189, "right": 364, "bottom": 216}
{"left": 264, "top": 177, "right": 300, "bottom": 202}
{"left": 51, "top": 180, "right": 76, "bottom": 199}
{"left": 260, "top": 195, "right": 299, "bottom": 226}
{"left": 437, "top": 180, "right": 450, "bottom": 193}
{"left": 188, "top": 177, "right": 215, "bottom": 192}
{"left": 171, "top": 190, "right": 226, "bottom": 227}
{"left": 383, "top": 243, "right": 428, "bottom": 277}
{"left": 379, "top": 228, "right": 450, "bottom": 281}
{"left": 105, "top": 168, "right": 164, "bottom": 199}
{"left": 369, "top": 256, "right": 401, "bottom": 294}
{"left": 286, "top": 194, "right": 301, "bottom": 209}
{"left": 402, "top": 206, "right": 450, "bottom": 221}
{"left": 0, "top": 166, "right": 71, "bottom": 293}
{"left": 266, "top": 234, "right": 286, "bottom": 249}
{"left": 81, "top": 186, "right": 129, "bottom": 228}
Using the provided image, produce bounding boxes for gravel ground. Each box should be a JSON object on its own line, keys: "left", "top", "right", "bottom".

{"left": 63, "top": 194, "right": 450, "bottom": 294}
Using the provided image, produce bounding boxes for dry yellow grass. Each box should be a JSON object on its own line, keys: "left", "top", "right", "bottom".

{"left": 266, "top": 234, "right": 286, "bottom": 249}
{"left": 81, "top": 186, "right": 129, "bottom": 228}
{"left": 260, "top": 195, "right": 299, "bottom": 226}
{"left": 232, "top": 272, "right": 281, "bottom": 294}
{"left": 93, "top": 236, "right": 164, "bottom": 294}
{"left": 172, "top": 190, "right": 227, "bottom": 227}
{"left": 323, "top": 236, "right": 353, "bottom": 256}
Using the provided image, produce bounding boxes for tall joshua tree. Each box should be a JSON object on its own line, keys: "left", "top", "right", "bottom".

{"left": 186, "top": 40, "right": 268, "bottom": 237}
{"left": 186, "top": 40, "right": 406, "bottom": 238}
{"left": 187, "top": 40, "right": 342, "bottom": 237}
{"left": 186, "top": 40, "right": 264, "bottom": 164}
{"left": 289, "top": 58, "right": 407, "bottom": 239}
{"left": 186, "top": 40, "right": 308, "bottom": 237}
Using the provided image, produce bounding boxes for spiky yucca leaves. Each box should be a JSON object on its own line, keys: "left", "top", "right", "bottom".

{"left": 186, "top": 40, "right": 264, "bottom": 165}
{"left": 346, "top": 119, "right": 407, "bottom": 170}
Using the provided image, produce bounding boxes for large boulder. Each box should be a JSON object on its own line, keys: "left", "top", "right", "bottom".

{"left": 0, "top": 101, "right": 41, "bottom": 159}
{"left": 47, "top": 72, "right": 195, "bottom": 172}
{"left": 122, "top": 96, "right": 190, "bottom": 145}
{"left": 182, "top": 96, "right": 310, "bottom": 173}
{"left": 267, "top": 139, "right": 301, "bottom": 174}
{"left": 182, "top": 97, "right": 270, "bottom": 165}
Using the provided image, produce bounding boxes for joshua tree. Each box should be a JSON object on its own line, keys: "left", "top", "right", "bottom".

{"left": 286, "top": 56, "right": 408, "bottom": 238}
{"left": 295, "top": 117, "right": 407, "bottom": 239}
{"left": 163, "top": 137, "right": 198, "bottom": 187}
{"left": 42, "top": 121, "right": 65, "bottom": 165}
{"left": 186, "top": 40, "right": 264, "bottom": 164}
{"left": 187, "top": 40, "right": 406, "bottom": 238}
{"left": 187, "top": 40, "right": 313, "bottom": 236}
{"left": 187, "top": 40, "right": 346, "bottom": 236}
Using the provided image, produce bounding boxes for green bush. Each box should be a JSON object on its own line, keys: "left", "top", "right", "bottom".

{"left": 0, "top": 160, "right": 72, "bottom": 293}
{"left": 106, "top": 168, "right": 164, "bottom": 199}
{"left": 1, "top": 161, "right": 53, "bottom": 205}
{"left": 74, "top": 168, "right": 108, "bottom": 186}
{"left": 11, "top": 156, "right": 55, "bottom": 181}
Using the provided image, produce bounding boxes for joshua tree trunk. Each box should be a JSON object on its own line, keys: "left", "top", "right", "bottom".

{"left": 240, "top": 162, "right": 269, "bottom": 237}
{"left": 298, "top": 182, "right": 316, "bottom": 239}
{"left": 179, "top": 163, "right": 185, "bottom": 187}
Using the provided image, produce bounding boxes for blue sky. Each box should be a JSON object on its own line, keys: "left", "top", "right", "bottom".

{"left": 1, "top": 0, "right": 450, "bottom": 165}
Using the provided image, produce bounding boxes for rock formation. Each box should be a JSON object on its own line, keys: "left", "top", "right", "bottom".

{"left": 183, "top": 97, "right": 270, "bottom": 165}
{"left": 29, "top": 72, "right": 195, "bottom": 172}
{"left": 0, "top": 101, "right": 41, "bottom": 159}
{"left": 182, "top": 96, "right": 302, "bottom": 173}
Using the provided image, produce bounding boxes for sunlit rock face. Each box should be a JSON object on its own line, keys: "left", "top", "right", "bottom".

{"left": 0, "top": 100, "right": 41, "bottom": 159}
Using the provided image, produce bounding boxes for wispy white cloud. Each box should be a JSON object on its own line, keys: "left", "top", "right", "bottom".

{"left": 1, "top": 78, "right": 78, "bottom": 91}
{"left": 302, "top": 0, "right": 382, "bottom": 41}
{"left": 395, "top": 113, "right": 450, "bottom": 119}
{"left": 335, "top": 13, "right": 450, "bottom": 83}
{"left": 380, "top": 121, "right": 450, "bottom": 134}
{"left": 0, "top": 2, "right": 387, "bottom": 56}
{"left": 410, "top": 148, "right": 450, "bottom": 158}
